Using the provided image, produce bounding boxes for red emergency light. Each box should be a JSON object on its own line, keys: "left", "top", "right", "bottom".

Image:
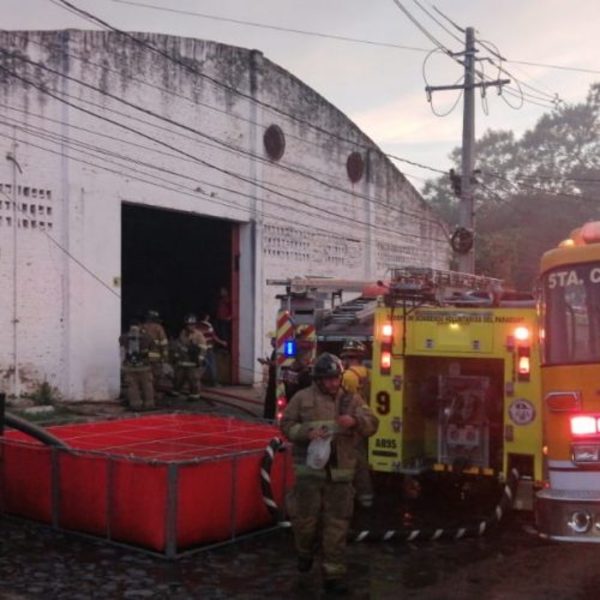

{"left": 571, "top": 415, "right": 600, "bottom": 436}
{"left": 380, "top": 350, "right": 392, "bottom": 375}
{"left": 381, "top": 323, "right": 393, "bottom": 339}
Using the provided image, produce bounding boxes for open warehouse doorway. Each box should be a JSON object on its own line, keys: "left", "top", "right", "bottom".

{"left": 121, "top": 203, "right": 239, "bottom": 384}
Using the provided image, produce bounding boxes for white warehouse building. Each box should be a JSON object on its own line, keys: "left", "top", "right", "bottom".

{"left": 0, "top": 30, "right": 449, "bottom": 401}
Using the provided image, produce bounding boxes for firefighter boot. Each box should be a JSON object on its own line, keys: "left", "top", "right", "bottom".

{"left": 297, "top": 554, "right": 314, "bottom": 573}
{"left": 323, "top": 578, "right": 349, "bottom": 595}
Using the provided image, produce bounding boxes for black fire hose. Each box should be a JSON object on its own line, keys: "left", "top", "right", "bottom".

{"left": 2, "top": 411, "right": 69, "bottom": 449}
{"left": 260, "top": 437, "right": 291, "bottom": 527}
{"left": 260, "top": 437, "right": 519, "bottom": 542}
{"left": 350, "top": 467, "right": 519, "bottom": 542}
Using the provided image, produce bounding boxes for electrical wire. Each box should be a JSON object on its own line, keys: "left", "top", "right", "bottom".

{"left": 46, "top": 0, "right": 436, "bottom": 160}
{"left": 391, "top": 0, "right": 457, "bottom": 56}
{"left": 0, "top": 113, "right": 452, "bottom": 252}
{"left": 11, "top": 29, "right": 448, "bottom": 203}
{"left": 108, "top": 0, "right": 430, "bottom": 53}
{"left": 0, "top": 44, "right": 447, "bottom": 229}
{"left": 0, "top": 62, "right": 453, "bottom": 246}
{"left": 0, "top": 188, "right": 121, "bottom": 298}
{"left": 0, "top": 101, "right": 447, "bottom": 236}
{"left": 410, "top": 0, "right": 464, "bottom": 45}
{"left": 429, "top": 4, "right": 465, "bottom": 34}
{"left": 104, "top": 0, "right": 600, "bottom": 78}
{"left": 422, "top": 48, "right": 464, "bottom": 117}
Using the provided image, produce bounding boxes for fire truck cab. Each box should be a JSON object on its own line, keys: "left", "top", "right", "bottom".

{"left": 369, "top": 267, "right": 543, "bottom": 509}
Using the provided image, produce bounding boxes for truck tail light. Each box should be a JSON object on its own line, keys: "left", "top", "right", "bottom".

{"left": 517, "top": 347, "right": 530, "bottom": 381}
{"left": 514, "top": 326, "right": 530, "bottom": 342}
{"left": 380, "top": 350, "right": 392, "bottom": 375}
{"left": 571, "top": 415, "right": 599, "bottom": 436}
{"left": 381, "top": 323, "right": 393, "bottom": 340}
{"left": 546, "top": 391, "right": 581, "bottom": 412}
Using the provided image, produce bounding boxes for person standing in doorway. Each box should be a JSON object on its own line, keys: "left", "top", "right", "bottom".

{"left": 143, "top": 309, "right": 169, "bottom": 400}
{"left": 215, "top": 287, "right": 232, "bottom": 344}
{"left": 119, "top": 319, "right": 155, "bottom": 411}
{"left": 259, "top": 332, "right": 277, "bottom": 419}
{"left": 173, "top": 314, "right": 208, "bottom": 400}
{"left": 341, "top": 340, "right": 374, "bottom": 509}
{"left": 198, "top": 312, "right": 227, "bottom": 387}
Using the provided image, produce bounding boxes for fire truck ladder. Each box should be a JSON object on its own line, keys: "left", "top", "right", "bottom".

{"left": 388, "top": 266, "right": 503, "bottom": 305}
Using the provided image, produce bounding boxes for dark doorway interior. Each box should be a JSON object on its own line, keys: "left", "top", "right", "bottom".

{"left": 121, "top": 204, "right": 232, "bottom": 339}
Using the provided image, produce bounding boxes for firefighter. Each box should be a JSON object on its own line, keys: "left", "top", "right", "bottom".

{"left": 341, "top": 340, "right": 374, "bottom": 508}
{"left": 119, "top": 319, "right": 154, "bottom": 411}
{"left": 143, "top": 309, "right": 169, "bottom": 398}
{"left": 281, "top": 352, "right": 378, "bottom": 594}
{"left": 258, "top": 331, "right": 277, "bottom": 420}
{"left": 172, "top": 314, "right": 208, "bottom": 400}
{"left": 197, "top": 312, "right": 227, "bottom": 387}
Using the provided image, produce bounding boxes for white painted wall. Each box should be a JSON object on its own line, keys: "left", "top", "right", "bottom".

{"left": 0, "top": 30, "right": 450, "bottom": 400}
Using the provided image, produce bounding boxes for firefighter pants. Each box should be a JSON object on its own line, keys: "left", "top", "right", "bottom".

{"left": 175, "top": 365, "right": 203, "bottom": 396}
{"left": 123, "top": 367, "right": 154, "bottom": 410}
{"left": 287, "top": 477, "right": 354, "bottom": 580}
{"left": 353, "top": 438, "right": 374, "bottom": 504}
{"left": 149, "top": 361, "right": 164, "bottom": 393}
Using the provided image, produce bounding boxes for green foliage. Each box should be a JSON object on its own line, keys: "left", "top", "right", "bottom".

{"left": 423, "top": 83, "right": 600, "bottom": 288}
{"left": 30, "top": 381, "right": 60, "bottom": 405}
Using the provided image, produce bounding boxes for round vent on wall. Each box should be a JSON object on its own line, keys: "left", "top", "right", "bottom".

{"left": 346, "top": 152, "right": 364, "bottom": 183}
{"left": 263, "top": 124, "right": 286, "bottom": 161}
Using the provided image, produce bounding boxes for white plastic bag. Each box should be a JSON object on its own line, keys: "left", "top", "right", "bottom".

{"left": 306, "top": 435, "right": 332, "bottom": 470}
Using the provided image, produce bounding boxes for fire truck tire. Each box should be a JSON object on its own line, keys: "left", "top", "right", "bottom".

{"left": 349, "top": 468, "right": 519, "bottom": 543}
{"left": 3, "top": 411, "right": 69, "bottom": 449}
{"left": 260, "top": 439, "right": 519, "bottom": 543}
{"left": 261, "top": 437, "right": 291, "bottom": 528}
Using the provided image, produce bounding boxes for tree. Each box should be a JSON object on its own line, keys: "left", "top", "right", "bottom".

{"left": 422, "top": 83, "right": 600, "bottom": 288}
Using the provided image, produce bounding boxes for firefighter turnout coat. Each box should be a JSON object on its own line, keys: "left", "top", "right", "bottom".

{"left": 281, "top": 382, "right": 379, "bottom": 481}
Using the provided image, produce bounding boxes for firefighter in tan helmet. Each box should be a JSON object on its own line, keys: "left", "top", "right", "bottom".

{"left": 341, "top": 340, "right": 374, "bottom": 508}
{"left": 280, "top": 352, "right": 378, "bottom": 594}
{"left": 143, "top": 309, "right": 169, "bottom": 397}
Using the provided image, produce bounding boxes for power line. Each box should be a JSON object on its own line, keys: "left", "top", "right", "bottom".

{"left": 103, "top": 0, "right": 600, "bottom": 78}
{"left": 47, "top": 0, "right": 434, "bottom": 163}
{"left": 508, "top": 59, "right": 600, "bottom": 76}
{"left": 0, "top": 62, "right": 419, "bottom": 242}
{"left": 0, "top": 43, "right": 445, "bottom": 228}
{"left": 9, "top": 30, "right": 449, "bottom": 209}
{"left": 2, "top": 103, "right": 451, "bottom": 238}
{"left": 108, "top": 0, "right": 431, "bottom": 53}
{"left": 482, "top": 169, "right": 600, "bottom": 205}
{"left": 0, "top": 112, "right": 450, "bottom": 247}
{"left": 0, "top": 44, "right": 450, "bottom": 234}
{"left": 429, "top": 4, "right": 465, "bottom": 34}
{"left": 392, "top": 0, "right": 457, "bottom": 57}
{"left": 0, "top": 188, "right": 121, "bottom": 298}
{"left": 410, "top": 0, "right": 464, "bottom": 46}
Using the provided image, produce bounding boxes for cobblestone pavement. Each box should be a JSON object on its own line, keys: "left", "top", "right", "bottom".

{"left": 3, "top": 402, "right": 600, "bottom": 599}
{"left": 2, "top": 511, "right": 600, "bottom": 600}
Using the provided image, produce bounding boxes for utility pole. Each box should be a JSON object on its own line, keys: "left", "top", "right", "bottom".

{"left": 426, "top": 27, "right": 510, "bottom": 274}
{"left": 6, "top": 134, "right": 22, "bottom": 400}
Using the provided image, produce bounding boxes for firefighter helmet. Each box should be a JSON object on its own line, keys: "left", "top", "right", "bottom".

{"left": 340, "top": 340, "right": 367, "bottom": 358}
{"left": 146, "top": 309, "right": 160, "bottom": 322}
{"left": 312, "top": 353, "right": 343, "bottom": 379}
{"left": 184, "top": 313, "right": 197, "bottom": 325}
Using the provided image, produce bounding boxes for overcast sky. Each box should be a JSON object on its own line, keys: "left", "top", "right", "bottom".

{"left": 4, "top": 0, "right": 600, "bottom": 189}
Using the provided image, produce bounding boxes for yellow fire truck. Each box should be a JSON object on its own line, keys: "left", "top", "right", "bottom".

{"left": 369, "top": 267, "right": 543, "bottom": 509}
{"left": 536, "top": 222, "right": 600, "bottom": 541}
{"left": 270, "top": 267, "right": 543, "bottom": 509}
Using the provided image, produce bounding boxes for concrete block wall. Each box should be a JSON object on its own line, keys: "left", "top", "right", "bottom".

{"left": 0, "top": 30, "right": 449, "bottom": 399}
